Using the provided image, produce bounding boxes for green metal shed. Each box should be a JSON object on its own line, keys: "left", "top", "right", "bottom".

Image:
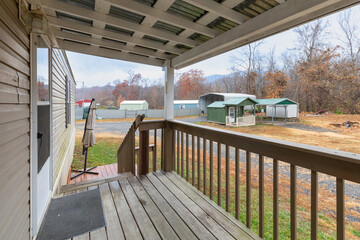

{"left": 207, "top": 97, "right": 257, "bottom": 125}
{"left": 207, "top": 101, "right": 226, "bottom": 124}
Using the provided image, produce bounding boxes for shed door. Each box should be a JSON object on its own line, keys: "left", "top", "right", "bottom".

{"left": 229, "top": 107, "right": 235, "bottom": 122}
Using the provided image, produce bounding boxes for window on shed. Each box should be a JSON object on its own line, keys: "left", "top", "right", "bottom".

{"left": 65, "top": 76, "right": 71, "bottom": 128}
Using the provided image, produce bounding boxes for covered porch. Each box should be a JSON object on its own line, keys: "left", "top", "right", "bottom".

{"left": 20, "top": 0, "right": 360, "bottom": 239}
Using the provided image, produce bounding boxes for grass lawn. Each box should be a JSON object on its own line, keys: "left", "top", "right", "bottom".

{"left": 71, "top": 137, "right": 122, "bottom": 169}
{"left": 197, "top": 115, "right": 360, "bottom": 154}
{"left": 176, "top": 148, "right": 360, "bottom": 239}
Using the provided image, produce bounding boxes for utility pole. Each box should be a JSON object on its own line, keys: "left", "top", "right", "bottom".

{"left": 77, "top": 81, "right": 85, "bottom": 107}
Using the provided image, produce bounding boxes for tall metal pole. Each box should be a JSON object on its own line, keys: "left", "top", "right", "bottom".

{"left": 82, "top": 81, "right": 85, "bottom": 107}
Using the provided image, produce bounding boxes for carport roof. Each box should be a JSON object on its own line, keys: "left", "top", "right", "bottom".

{"left": 37, "top": 0, "right": 359, "bottom": 69}
{"left": 256, "top": 98, "right": 298, "bottom": 105}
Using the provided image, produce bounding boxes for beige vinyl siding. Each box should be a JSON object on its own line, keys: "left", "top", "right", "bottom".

{"left": 52, "top": 48, "right": 76, "bottom": 189}
{"left": 0, "top": 0, "right": 31, "bottom": 239}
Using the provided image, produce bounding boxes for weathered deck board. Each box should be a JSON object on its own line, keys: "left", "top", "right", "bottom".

{"left": 109, "top": 180, "right": 143, "bottom": 239}
{"left": 88, "top": 185, "right": 108, "bottom": 240}
{"left": 153, "top": 171, "right": 234, "bottom": 240}
{"left": 99, "top": 183, "right": 124, "bottom": 240}
{"left": 60, "top": 171, "right": 257, "bottom": 240}
{"left": 137, "top": 175, "right": 197, "bottom": 239}
{"left": 128, "top": 177, "right": 179, "bottom": 239}
{"left": 68, "top": 163, "right": 118, "bottom": 184}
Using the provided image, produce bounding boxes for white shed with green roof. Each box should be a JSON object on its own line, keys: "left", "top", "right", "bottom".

{"left": 255, "top": 98, "right": 299, "bottom": 120}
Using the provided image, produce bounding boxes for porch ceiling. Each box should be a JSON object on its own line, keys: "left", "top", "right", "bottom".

{"left": 40, "top": 0, "right": 360, "bottom": 68}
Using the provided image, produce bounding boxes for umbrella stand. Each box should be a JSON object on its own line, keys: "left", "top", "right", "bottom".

{"left": 71, "top": 99, "right": 99, "bottom": 180}
{"left": 70, "top": 148, "right": 98, "bottom": 179}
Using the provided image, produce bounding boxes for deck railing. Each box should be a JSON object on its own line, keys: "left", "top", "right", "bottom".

{"left": 118, "top": 117, "right": 360, "bottom": 240}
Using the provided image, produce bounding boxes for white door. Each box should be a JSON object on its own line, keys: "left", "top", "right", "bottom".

{"left": 229, "top": 107, "right": 235, "bottom": 123}
{"left": 31, "top": 34, "right": 53, "bottom": 236}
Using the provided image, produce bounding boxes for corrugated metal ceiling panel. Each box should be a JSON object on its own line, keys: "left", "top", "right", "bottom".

{"left": 133, "top": 0, "right": 156, "bottom": 7}
{"left": 207, "top": 17, "right": 238, "bottom": 33}
{"left": 167, "top": 0, "right": 207, "bottom": 22}
{"left": 109, "top": 5, "right": 145, "bottom": 24}
{"left": 233, "top": 0, "right": 277, "bottom": 18}
{"left": 56, "top": 11, "right": 93, "bottom": 26}
{"left": 58, "top": 0, "right": 95, "bottom": 10}
{"left": 143, "top": 35, "right": 169, "bottom": 45}
{"left": 105, "top": 24, "right": 134, "bottom": 36}
{"left": 189, "top": 33, "right": 211, "bottom": 43}
{"left": 153, "top": 21, "right": 184, "bottom": 35}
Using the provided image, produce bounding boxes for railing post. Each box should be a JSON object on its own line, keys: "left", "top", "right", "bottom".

{"left": 139, "top": 130, "right": 149, "bottom": 175}
{"left": 117, "top": 115, "right": 144, "bottom": 174}
{"left": 163, "top": 121, "right": 175, "bottom": 172}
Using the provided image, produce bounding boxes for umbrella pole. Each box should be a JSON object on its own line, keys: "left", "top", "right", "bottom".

{"left": 71, "top": 148, "right": 99, "bottom": 179}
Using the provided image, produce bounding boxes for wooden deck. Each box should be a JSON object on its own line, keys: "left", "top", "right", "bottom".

{"left": 61, "top": 171, "right": 259, "bottom": 240}
{"left": 68, "top": 163, "right": 118, "bottom": 184}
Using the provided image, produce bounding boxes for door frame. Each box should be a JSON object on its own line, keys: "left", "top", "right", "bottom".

{"left": 30, "top": 32, "right": 53, "bottom": 238}
{"left": 228, "top": 106, "right": 235, "bottom": 123}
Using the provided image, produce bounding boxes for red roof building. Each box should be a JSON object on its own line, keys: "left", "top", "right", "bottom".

{"left": 75, "top": 99, "right": 92, "bottom": 107}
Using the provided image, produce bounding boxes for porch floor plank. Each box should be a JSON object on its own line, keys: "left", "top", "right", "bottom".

{"left": 60, "top": 171, "right": 258, "bottom": 240}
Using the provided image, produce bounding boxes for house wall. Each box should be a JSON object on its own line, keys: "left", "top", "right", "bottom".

{"left": 174, "top": 103, "right": 198, "bottom": 109}
{"left": 0, "top": 0, "right": 31, "bottom": 239}
{"left": 207, "top": 108, "right": 226, "bottom": 124}
{"left": 51, "top": 49, "right": 76, "bottom": 189}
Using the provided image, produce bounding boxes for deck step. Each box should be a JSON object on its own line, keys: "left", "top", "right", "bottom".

{"left": 59, "top": 172, "right": 133, "bottom": 194}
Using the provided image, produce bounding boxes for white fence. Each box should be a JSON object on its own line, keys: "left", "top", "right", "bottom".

{"left": 76, "top": 107, "right": 200, "bottom": 119}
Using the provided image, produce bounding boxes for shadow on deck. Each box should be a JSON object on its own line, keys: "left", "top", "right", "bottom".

{"left": 60, "top": 171, "right": 259, "bottom": 240}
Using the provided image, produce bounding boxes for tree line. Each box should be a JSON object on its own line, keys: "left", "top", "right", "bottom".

{"left": 77, "top": 10, "right": 360, "bottom": 113}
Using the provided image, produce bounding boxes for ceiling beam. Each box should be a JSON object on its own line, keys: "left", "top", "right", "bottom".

{"left": 58, "top": 40, "right": 164, "bottom": 67}
{"left": 181, "top": 0, "right": 249, "bottom": 24}
{"left": 47, "top": 16, "right": 183, "bottom": 55}
{"left": 54, "top": 30, "right": 172, "bottom": 59}
{"left": 131, "top": 0, "right": 175, "bottom": 50}
{"left": 104, "top": 0, "right": 218, "bottom": 38}
{"left": 172, "top": 0, "right": 360, "bottom": 69}
{"left": 41, "top": 0, "right": 198, "bottom": 47}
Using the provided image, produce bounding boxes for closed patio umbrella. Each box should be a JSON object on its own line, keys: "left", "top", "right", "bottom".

{"left": 71, "top": 98, "right": 99, "bottom": 179}
{"left": 82, "top": 99, "right": 96, "bottom": 148}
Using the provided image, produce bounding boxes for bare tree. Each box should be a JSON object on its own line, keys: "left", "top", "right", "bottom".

{"left": 294, "top": 20, "right": 329, "bottom": 62}
{"left": 338, "top": 10, "right": 360, "bottom": 68}
{"left": 230, "top": 41, "right": 264, "bottom": 94}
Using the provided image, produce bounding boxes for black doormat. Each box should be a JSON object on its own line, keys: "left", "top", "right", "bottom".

{"left": 37, "top": 188, "right": 106, "bottom": 240}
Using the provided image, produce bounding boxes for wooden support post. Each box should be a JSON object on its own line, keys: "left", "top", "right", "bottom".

{"left": 164, "top": 61, "right": 174, "bottom": 120}
{"left": 163, "top": 121, "right": 175, "bottom": 172}
{"left": 139, "top": 130, "right": 149, "bottom": 175}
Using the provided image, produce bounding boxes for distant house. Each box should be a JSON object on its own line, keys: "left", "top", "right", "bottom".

{"left": 199, "top": 93, "right": 256, "bottom": 114}
{"left": 207, "top": 97, "right": 257, "bottom": 126}
{"left": 174, "top": 100, "right": 198, "bottom": 109}
{"left": 119, "top": 100, "right": 149, "bottom": 110}
{"left": 75, "top": 99, "right": 92, "bottom": 107}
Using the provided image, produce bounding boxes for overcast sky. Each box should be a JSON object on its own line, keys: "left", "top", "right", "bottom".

{"left": 62, "top": 5, "right": 360, "bottom": 87}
